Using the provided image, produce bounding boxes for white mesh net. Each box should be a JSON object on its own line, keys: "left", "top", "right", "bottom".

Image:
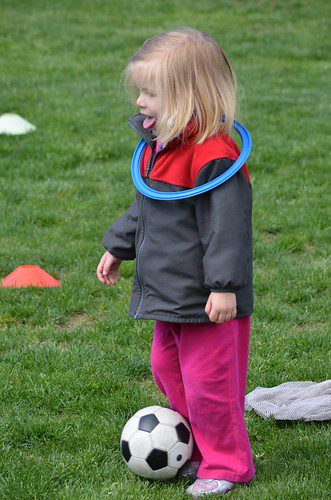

{"left": 244, "top": 380, "right": 331, "bottom": 421}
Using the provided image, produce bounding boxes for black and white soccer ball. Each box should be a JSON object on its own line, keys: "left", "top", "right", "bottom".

{"left": 120, "top": 405, "right": 193, "bottom": 480}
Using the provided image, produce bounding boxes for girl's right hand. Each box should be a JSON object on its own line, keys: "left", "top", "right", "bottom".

{"left": 96, "top": 251, "right": 123, "bottom": 286}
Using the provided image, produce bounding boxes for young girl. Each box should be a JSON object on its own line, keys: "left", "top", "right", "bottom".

{"left": 97, "top": 27, "right": 255, "bottom": 497}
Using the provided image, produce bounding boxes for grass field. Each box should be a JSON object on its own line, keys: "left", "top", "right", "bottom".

{"left": 0, "top": 0, "right": 330, "bottom": 498}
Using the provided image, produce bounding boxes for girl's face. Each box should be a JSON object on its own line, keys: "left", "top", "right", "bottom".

{"left": 136, "top": 87, "right": 159, "bottom": 131}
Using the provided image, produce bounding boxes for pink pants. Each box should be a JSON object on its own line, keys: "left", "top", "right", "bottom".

{"left": 150, "top": 316, "right": 255, "bottom": 483}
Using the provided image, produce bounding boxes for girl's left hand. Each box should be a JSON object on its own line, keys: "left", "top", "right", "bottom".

{"left": 205, "top": 292, "right": 237, "bottom": 323}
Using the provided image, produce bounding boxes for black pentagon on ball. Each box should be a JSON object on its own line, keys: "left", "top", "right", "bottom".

{"left": 146, "top": 448, "right": 168, "bottom": 470}
{"left": 176, "top": 422, "right": 190, "bottom": 444}
{"left": 121, "top": 440, "right": 131, "bottom": 462}
{"left": 138, "top": 414, "right": 159, "bottom": 432}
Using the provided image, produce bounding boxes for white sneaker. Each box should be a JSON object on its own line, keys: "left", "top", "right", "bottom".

{"left": 186, "top": 478, "right": 236, "bottom": 497}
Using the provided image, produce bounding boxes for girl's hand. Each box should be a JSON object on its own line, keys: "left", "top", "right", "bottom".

{"left": 96, "top": 251, "right": 123, "bottom": 286}
{"left": 205, "top": 292, "right": 237, "bottom": 323}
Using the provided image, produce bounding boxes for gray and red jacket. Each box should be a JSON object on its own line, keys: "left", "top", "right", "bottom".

{"left": 102, "top": 112, "right": 253, "bottom": 323}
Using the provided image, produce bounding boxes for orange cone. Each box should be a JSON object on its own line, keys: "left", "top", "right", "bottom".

{"left": 1, "top": 265, "right": 61, "bottom": 287}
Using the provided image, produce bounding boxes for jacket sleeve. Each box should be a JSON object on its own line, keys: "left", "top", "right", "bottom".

{"left": 101, "top": 192, "right": 139, "bottom": 260}
{"left": 193, "top": 158, "right": 252, "bottom": 293}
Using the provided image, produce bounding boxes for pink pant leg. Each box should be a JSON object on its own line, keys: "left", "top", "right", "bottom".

{"left": 150, "top": 320, "right": 202, "bottom": 461}
{"left": 237, "top": 315, "right": 251, "bottom": 413}
{"left": 179, "top": 316, "right": 255, "bottom": 483}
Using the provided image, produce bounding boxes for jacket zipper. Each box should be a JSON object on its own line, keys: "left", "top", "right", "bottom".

{"left": 146, "top": 155, "right": 153, "bottom": 178}
{"left": 134, "top": 196, "right": 145, "bottom": 318}
{"left": 134, "top": 144, "right": 164, "bottom": 317}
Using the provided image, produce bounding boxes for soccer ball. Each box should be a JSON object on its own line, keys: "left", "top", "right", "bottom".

{"left": 120, "top": 405, "right": 193, "bottom": 480}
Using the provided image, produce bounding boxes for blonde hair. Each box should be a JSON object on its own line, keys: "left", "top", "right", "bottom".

{"left": 122, "top": 27, "right": 238, "bottom": 145}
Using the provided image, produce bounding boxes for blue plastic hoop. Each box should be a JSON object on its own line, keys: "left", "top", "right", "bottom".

{"left": 131, "top": 118, "right": 252, "bottom": 200}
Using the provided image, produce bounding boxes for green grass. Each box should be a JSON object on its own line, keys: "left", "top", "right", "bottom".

{"left": 0, "top": 0, "right": 330, "bottom": 498}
